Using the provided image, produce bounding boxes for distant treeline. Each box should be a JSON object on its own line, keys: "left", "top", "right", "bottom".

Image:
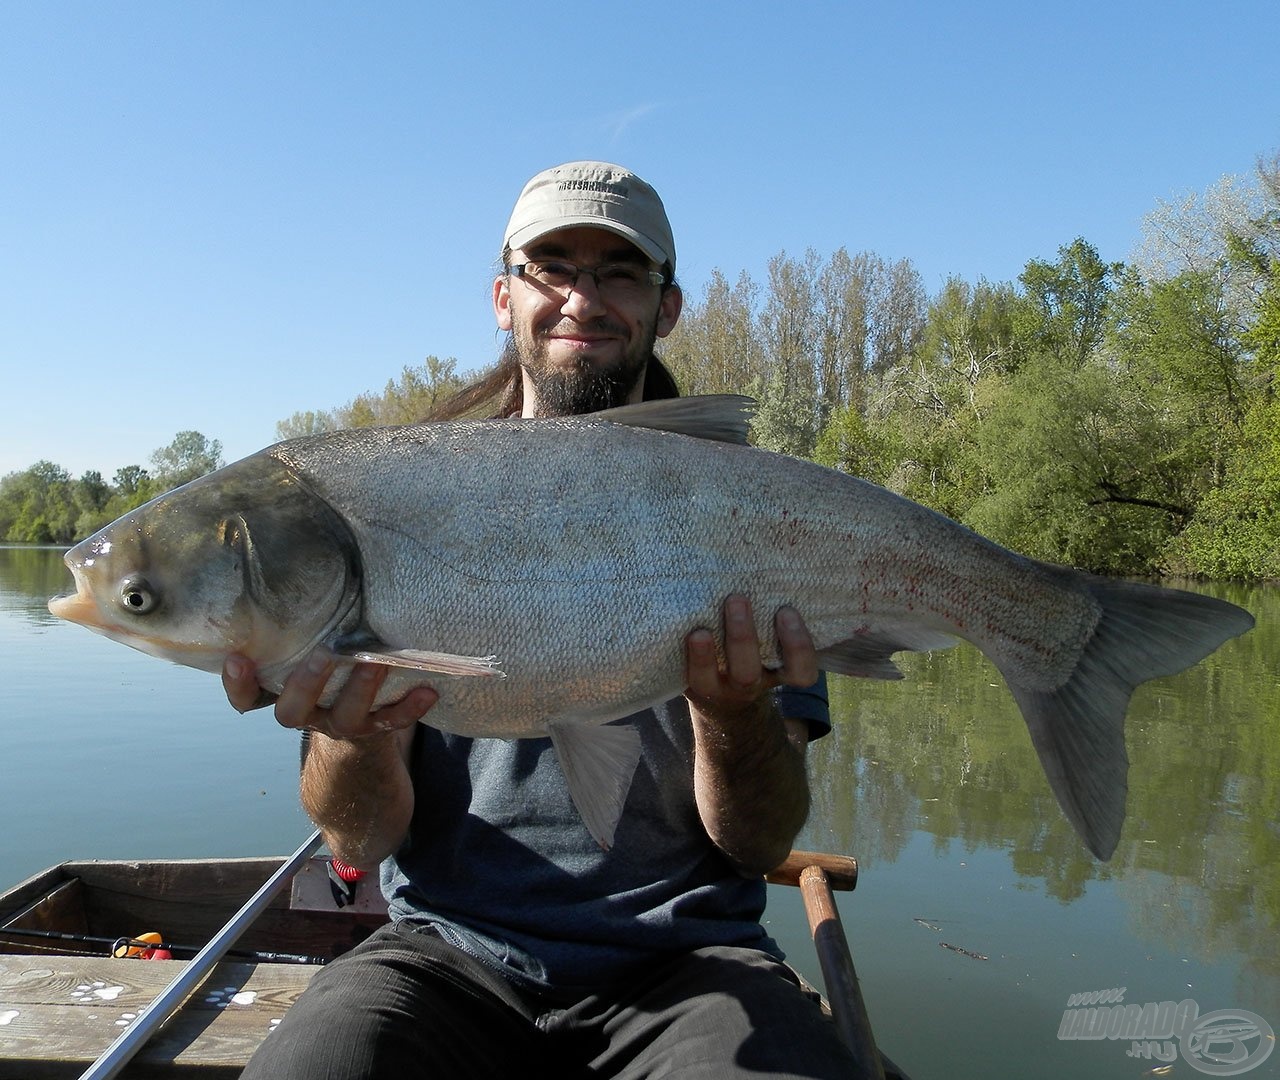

{"left": 0, "top": 432, "right": 224, "bottom": 545}
{"left": 6, "top": 155, "right": 1277, "bottom": 578}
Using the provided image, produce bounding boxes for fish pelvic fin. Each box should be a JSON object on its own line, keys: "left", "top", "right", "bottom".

{"left": 1005, "top": 579, "right": 1253, "bottom": 861}
{"left": 547, "top": 720, "right": 644, "bottom": 851}
{"left": 591, "top": 395, "right": 754, "bottom": 445}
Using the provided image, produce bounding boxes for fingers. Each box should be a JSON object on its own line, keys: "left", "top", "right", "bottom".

{"left": 684, "top": 626, "right": 724, "bottom": 703}
{"left": 774, "top": 606, "right": 819, "bottom": 688}
{"left": 684, "top": 596, "right": 819, "bottom": 705}
{"left": 721, "top": 594, "right": 769, "bottom": 692}
{"left": 222, "top": 654, "right": 277, "bottom": 713}
{"left": 223, "top": 648, "right": 437, "bottom": 740}
{"left": 684, "top": 595, "right": 773, "bottom": 706}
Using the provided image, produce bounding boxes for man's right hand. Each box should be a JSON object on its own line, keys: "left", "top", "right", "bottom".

{"left": 221, "top": 649, "right": 437, "bottom": 740}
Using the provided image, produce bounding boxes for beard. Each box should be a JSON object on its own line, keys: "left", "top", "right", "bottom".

{"left": 526, "top": 355, "right": 645, "bottom": 416}
{"left": 513, "top": 318, "right": 658, "bottom": 418}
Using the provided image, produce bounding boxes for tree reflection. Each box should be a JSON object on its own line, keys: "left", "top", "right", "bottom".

{"left": 0, "top": 544, "right": 75, "bottom": 624}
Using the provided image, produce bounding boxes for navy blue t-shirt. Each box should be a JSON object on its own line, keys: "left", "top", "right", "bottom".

{"left": 382, "top": 682, "right": 830, "bottom": 997}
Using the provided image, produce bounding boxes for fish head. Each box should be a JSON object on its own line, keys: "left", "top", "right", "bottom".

{"left": 48, "top": 455, "right": 361, "bottom": 677}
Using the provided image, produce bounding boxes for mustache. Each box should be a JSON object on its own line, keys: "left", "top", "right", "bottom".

{"left": 537, "top": 318, "right": 628, "bottom": 338}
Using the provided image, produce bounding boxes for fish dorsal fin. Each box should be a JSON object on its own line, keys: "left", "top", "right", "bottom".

{"left": 547, "top": 719, "right": 643, "bottom": 850}
{"left": 591, "top": 395, "right": 755, "bottom": 445}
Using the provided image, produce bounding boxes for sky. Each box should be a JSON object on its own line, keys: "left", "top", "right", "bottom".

{"left": 2, "top": 2, "right": 1277, "bottom": 481}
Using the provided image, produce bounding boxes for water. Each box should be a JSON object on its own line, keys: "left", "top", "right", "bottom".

{"left": 3, "top": 545, "right": 1277, "bottom": 1078}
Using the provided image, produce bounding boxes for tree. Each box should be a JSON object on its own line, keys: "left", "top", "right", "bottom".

{"left": 0, "top": 461, "right": 78, "bottom": 543}
{"left": 280, "top": 357, "right": 467, "bottom": 436}
{"left": 276, "top": 409, "right": 338, "bottom": 441}
{"left": 756, "top": 251, "right": 822, "bottom": 456}
{"left": 663, "top": 269, "right": 763, "bottom": 396}
{"left": 372, "top": 357, "right": 465, "bottom": 425}
{"left": 72, "top": 469, "right": 112, "bottom": 538}
{"left": 149, "top": 431, "right": 225, "bottom": 488}
{"left": 1016, "top": 238, "right": 1120, "bottom": 366}
{"left": 112, "top": 464, "right": 151, "bottom": 497}
{"left": 1166, "top": 174, "right": 1280, "bottom": 578}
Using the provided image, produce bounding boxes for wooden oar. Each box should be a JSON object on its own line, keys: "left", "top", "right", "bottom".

{"left": 796, "top": 859, "right": 886, "bottom": 1080}
{"left": 77, "top": 828, "right": 325, "bottom": 1080}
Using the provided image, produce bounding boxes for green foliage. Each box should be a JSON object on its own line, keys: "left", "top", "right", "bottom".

{"left": 1015, "top": 238, "right": 1121, "bottom": 366}
{"left": 277, "top": 357, "right": 466, "bottom": 439}
{"left": 813, "top": 403, "right": 905, "bottom": 488}
{"left": 0, "top": 432, "right": 222, "bottom": 544}
{"left": 0, "top": 461, "right": 77, "bottom": 543}
{"left": 150, "top": 430, "right": 225, "bottom": 487}
{"left": 1168, "top": 248, "right": 1280, "bottom": 577}
{"left": 962, "top": 357, "right": 1179, "bottom": 572}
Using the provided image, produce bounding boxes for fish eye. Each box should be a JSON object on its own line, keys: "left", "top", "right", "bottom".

{"left": 119, "top": 577, "right": 159, "bottom": 615}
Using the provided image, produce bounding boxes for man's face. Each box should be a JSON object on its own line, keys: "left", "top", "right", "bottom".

{"left": 493, "top": 227, "right": 682, "bottom": 416}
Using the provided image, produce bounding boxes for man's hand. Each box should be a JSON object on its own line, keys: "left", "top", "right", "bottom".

{"left": 684, "top": 596, "right": 818, "bottom": 876}
{"left": 685, "top": 595, "right": 819, "bottom": 710}
{"left": 221, "top": 649, "right": 437, "bottom": 740}
{"left": 221, "top": 649, "right": 434, "bottom": 870}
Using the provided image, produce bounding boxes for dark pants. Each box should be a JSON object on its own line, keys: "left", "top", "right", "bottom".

{"left": 240, "top": 922, "right": 858, "bottom": 1079}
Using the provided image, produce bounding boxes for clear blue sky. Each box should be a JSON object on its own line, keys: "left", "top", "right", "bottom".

{"left": 3, "top": 3, "right": 1277, "bottom": 480}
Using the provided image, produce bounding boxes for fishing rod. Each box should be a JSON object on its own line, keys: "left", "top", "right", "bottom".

{"left": 0, "top": 926, "right": 327, "bottom": 965}
{"left": 76, "top": 828, "right": 325, "bottom": 1080}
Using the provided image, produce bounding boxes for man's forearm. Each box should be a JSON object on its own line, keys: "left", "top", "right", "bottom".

{"left": 690, "top": 698, "right": 811, "bottom": 877}
{"left": 300, "top": 728, "right": 415, "bottom": 870}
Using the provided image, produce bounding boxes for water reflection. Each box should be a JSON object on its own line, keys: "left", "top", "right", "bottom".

{"left": 0, "top": 544, "right": 74, "bottom": 625}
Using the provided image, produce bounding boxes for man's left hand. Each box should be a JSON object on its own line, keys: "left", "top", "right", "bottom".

{"left": 684, "top": 595, "right": 819, "bottom": 710}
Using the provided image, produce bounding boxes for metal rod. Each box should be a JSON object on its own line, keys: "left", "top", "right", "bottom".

{"left": 0, "top": 926, "right": 327, "bottom": 965}
{"left": 77, "top": 829, "right": 324, "bottom": 1080}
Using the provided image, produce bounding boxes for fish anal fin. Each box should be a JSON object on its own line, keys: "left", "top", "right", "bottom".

{"left": 341, "top": 647, "right": 505, "bottom": 678}
{"left": 548, "top": 720, "right": 643, "bottom": 850}
{"left": 818, "top": 626, "right": 957, "bottom": 679}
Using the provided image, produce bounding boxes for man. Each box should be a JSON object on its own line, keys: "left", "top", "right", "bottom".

{"left": 224, "top": 162, "right": 856, "bottom": 1078}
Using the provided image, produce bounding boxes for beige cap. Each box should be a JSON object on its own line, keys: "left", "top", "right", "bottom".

{"left": 503, "top": 161, "right": 676, "bottom": 272}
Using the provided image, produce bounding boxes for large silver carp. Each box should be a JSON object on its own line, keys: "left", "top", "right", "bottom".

{"left": 49, "top": 396, "right": 1253, "bottom": 858}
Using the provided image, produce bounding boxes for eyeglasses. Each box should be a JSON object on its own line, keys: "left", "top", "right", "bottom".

{"left": 509, "top": 259, "right": 667, "bottom": 295}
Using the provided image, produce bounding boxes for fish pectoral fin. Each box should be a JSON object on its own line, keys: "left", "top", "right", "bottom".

{"left": 592, "top": 395, "right": 754, "bottom": 445}
{"left": 547, "top": 720, "right": 643, "bottom": 851}
{"left": 341, "top": 647, "right": 506, "bottom": 678}
{"left": 818, "top": 626, "right": 958, "bottom": 679}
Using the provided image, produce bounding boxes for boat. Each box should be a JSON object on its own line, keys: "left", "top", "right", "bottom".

{"left": 0, "top": 844, "right": 906, "bottom": 1079}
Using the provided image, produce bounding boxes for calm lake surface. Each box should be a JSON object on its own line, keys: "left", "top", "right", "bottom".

{"left": 3, "top": 544, "right": 1277, "bottom": 1078}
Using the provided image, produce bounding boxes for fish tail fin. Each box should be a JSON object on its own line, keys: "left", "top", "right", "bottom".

{"left": 1004, "top": 579, "right": 1253, "bottom": 861}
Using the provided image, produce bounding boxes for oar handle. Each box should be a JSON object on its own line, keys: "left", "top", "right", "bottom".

{"left": 77, "top": 829, "right": 325, "bottom": 1080}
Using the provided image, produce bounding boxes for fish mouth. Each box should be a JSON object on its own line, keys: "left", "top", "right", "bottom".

{"left": 49, "top": 556, "right": 101, "bottom": 627}
{"left": 48, "top": 589, "right": 101, "bottom": 626}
